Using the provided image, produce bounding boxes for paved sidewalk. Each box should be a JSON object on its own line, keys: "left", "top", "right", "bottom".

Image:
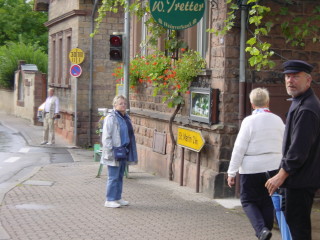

{"left": 0, "top": 112, "right": 283, "bottom": 240}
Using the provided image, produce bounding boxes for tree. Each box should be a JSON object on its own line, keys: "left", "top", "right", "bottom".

{"left": 0, "top": 0, "right": 48, "bottom": 51}
{"left": 0, "top": 42, "right": 48, "bottom": 89}
{"left": 0, "top": 0, "right": 48, "bottom": 89}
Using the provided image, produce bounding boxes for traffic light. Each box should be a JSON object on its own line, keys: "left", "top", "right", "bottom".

{"left": 109, "top": 35, "right": 123, "bottom": 61}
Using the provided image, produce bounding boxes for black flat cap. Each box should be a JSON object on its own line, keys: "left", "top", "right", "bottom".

{"left": 283, "top": 60, "right": 314, "bottom": 74}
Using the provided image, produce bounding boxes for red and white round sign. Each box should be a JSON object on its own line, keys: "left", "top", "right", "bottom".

{"left": 70, "top": 64, "right": 82, "bottom": 77}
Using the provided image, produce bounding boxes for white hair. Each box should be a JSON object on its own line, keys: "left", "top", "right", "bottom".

{"left": 112, "top": 95, "right": 127, "bottom": 107}
{"left": 249, "top": 88, "right": 269, "bottom": 107}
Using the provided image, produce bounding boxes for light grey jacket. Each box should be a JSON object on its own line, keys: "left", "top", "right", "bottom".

{"left": 100, "top": 111, "right": 137, "bottom": 167}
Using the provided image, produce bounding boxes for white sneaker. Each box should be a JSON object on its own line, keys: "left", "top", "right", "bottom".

{"left": 46, "top": 142, "right": 53, "bottom": 145}
{"left": 40, "top": 141, "right": 47, "bottom": 145}
{"left": 117, "top": 199, "right": 129, "bottom": 206}
{"left": 104, "top": 201, "right": 121, "bottom": 208}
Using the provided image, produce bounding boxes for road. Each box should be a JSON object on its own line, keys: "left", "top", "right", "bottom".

{"left": 0, "top": 123, "right": 73, "bottom": 194}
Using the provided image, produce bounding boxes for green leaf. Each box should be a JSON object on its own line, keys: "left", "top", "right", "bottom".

{"left": 246, "top": 37, "right": 256, "bottom": 46}
{"left": 249, "top": 16, "right": 263, "bottom": 26}
{"left": 168, "top": 101, "right": 174, "bottom": 108}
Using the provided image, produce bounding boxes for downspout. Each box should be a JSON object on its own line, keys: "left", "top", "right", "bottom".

{"left": 236, "top": 0, "right": 248, "bottom": 197}
{"left": 239, "top": 0, "right": 247, "bottom": 125}
{"left": 88, "top": 0, "right": 99, "bottom": 147}
{"left": 123, "top": 0, "right": 130, "bottom": 110}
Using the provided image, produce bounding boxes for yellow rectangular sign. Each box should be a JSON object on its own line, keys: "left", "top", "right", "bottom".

{"left": 177, "top": 127, "right": 204, "bottom": 152}
{"left": 116, "top": 84, "right": 124, "bottom": 95}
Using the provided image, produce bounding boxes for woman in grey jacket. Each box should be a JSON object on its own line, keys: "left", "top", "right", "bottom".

{"left": 227, "top": 88, "right": 285, "bottom": 240}
{"left": 101, "top": 95, "right": 138, "bottom": 208}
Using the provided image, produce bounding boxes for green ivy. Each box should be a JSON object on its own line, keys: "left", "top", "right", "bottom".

{"left": 208, "top": 0, "right": 320, "bottom": 71}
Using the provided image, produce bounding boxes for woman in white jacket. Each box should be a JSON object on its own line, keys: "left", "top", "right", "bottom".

{"left": 227, "top": 88, "right": 285, "bottom": 240}
{"left": 101, "top": 95, "right": 138, "bottom": 208}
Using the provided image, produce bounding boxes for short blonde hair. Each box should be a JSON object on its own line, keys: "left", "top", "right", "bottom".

{"left": 112, "top": 95, "right": 127, "bottom": 107}
{"left": 249, "top": 88, "right": 269, "bottom": 107}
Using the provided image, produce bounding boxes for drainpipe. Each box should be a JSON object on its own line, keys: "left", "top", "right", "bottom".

{"left": 123, "top": 0, "right": 130, "bottom": 110}
{"left": 239, "top": 0, "right": 247, "bottom": 125}
{"left": 236, "top": 0, "right": 248, "bottom": 197}
{"left": 88, "top": 0, "right": 99, "bottom": 147}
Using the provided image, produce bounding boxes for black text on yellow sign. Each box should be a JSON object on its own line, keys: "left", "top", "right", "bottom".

{"left": 69, "top": 48, "right": 85, "bottom": 64}
{"left": 177, "top": 127, "right": 204, "bottom": 152}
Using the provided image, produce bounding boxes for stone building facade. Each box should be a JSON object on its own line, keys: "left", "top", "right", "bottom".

{"left": 39, "top": 0, "right": 124, "bottom": 145}
{"left": 35, "top": 0, "right": 320, "bottom": 198}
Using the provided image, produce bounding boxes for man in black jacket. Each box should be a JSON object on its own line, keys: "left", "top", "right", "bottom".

{"left": 265, "top": 60, "right": 320, "bottom": 240}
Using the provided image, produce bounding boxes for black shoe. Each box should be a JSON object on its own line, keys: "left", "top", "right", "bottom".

{"left": 259, "top": 228, "right": 272, "bottom": 240}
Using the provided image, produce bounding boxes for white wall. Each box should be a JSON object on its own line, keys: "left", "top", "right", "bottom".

{"left": 0, "top": 89, "right": 14, "bottom": 114}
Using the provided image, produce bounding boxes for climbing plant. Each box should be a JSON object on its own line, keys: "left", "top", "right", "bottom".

{"left": 208, "top": 0, "right": 320, "bottom": 70}
{"left": 92, "top": 0, "right": 206, "bottom": 181}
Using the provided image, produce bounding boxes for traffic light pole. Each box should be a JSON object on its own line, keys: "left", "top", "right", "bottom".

{"left": 123, "top": 0, "right": 130, "bottom": 111}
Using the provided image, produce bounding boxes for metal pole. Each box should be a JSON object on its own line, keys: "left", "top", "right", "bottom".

{"left": 87, "top": 0, "right": 99, "bottom": 147}
{"left": 74, "top": 78, "right": 78, "bottom": 146}
{"left": 180, "top": 147, "right": 185, "bottom": 186}
{"left": 123, "top": 0, "right": 130, "bottom": 111}
{"left": 196, "top": 152, "right": 200, "bottom": 193}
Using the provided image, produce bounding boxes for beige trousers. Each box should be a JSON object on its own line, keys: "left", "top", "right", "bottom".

{"left": 43, "top": 113, "right": 55, "bottom": 143}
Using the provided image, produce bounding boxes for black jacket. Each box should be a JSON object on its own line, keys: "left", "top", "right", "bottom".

{"left": 281, "top": 88, "right": 320, "bottom": 188}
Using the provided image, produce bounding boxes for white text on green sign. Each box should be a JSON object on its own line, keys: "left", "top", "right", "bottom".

{"left": 149, "top": 0, "right": 205, "bottom": 30}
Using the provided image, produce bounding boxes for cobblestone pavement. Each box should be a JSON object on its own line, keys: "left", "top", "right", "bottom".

{"left": 0, "top": 112, "right": 315, "bottom": 240}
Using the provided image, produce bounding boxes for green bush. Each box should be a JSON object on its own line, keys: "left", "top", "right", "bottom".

{"left": 0, "top": 42, "right": 48, "bottom": 89}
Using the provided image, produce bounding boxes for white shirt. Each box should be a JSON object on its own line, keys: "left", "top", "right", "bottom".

{"left": 44, "top": 96, "right": 59, "bottom": 114}
{"left": 227, "top": 111, "right": 285, "bottom": 177}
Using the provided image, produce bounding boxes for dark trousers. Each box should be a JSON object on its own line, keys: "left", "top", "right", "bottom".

{"left": 240, "top": 171, "right": 277, "bottom": 238}
{"left": 285, "top": 188, "right": 316, "bottom": 240}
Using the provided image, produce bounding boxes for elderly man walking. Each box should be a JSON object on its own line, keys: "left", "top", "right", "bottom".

{"left": 266, "top": 60, "right": 320, "bottom": 240}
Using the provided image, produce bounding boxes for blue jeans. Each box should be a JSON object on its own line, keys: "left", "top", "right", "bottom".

{"left": 106, "top": 160, "right": 126, "bottom": 201}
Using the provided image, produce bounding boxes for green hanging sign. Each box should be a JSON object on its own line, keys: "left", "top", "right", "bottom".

{"left": 149, "top": 0, "right": 205, "bottom": 30}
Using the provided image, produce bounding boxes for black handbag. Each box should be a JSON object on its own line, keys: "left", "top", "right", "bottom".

{"left": 113, "top": 146, "right": 128, "bottom": 160}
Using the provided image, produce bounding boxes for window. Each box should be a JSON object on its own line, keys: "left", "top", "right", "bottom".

{"left": 141, "top": 14, "right": 148, "bottom": 56}
{"left": 197, "top": 4, "right": 208, "bottom": 58}
{"left": 131, "top": 1, "right": 208, "bottom": 59}
{"left": 49, "top": 29, "right": 72, "bottom": 87}
{"left": 50, "top": 35, "right": 56, "bottom": 84}
{"left": 65, "top": 29, "right": 72, "bottom": 87}
{"left": 18, "top": 72, "right": 24, "bottom": 102}
{"left": 58, "top": 33, "right": 63, "bottom": 85}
